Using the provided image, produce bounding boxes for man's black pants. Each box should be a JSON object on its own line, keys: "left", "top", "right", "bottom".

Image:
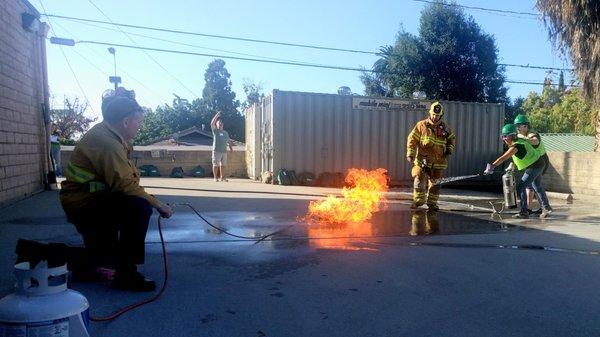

{"left": 67, "top": 194, "right": 153, "bottom": 272}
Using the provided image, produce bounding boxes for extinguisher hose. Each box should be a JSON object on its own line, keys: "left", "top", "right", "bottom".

{"left": 89, "top": 203, "right": 284, "bottom": 322}
{"left": 89, "top": 215, "right": 169, "bottom": 322}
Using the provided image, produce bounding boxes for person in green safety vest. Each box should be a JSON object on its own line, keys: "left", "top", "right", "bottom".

{"left": 513, "top": 114, "right": 552, "bottom": 215}
{"left": 483, "top": 124, "right": 552, "bottom": 219}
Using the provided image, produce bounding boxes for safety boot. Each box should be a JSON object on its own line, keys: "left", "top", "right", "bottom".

{"left": 112, "top": 270, "right": 156, "bottom": 292}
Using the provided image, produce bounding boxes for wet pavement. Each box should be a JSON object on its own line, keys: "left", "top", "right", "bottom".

{"left": 0, "top": 178, "right": 599, "bottom": 337}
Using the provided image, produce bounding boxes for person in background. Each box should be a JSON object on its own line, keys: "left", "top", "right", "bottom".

{"left": 50, "top": 125, "right": 63, "bottom": 177}
{"left": 210, "top": 111, "right": 234, "bottom": 182}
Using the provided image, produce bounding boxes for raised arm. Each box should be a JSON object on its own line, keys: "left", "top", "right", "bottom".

{"left": 210, "top": 111, "right": 222, "bottom": 129}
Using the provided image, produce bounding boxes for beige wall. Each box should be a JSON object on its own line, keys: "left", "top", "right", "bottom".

{"left": 0, "top": 0, "right": 49, "bottom": 207}
{"left": 61, "top": 147, "right": 247, "bottom": 178}
{"left": 545, "top": 152, "right": 600, "bottom": 196}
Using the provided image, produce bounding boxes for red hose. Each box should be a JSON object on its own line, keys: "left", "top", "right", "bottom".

{"left": 90, "top": 216, "right": 168, "bottom": 322}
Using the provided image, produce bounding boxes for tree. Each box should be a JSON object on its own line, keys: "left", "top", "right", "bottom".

{"left": 202, "top": 59, "right": 244, "bottom": 140}
{"left": 505, "top": 97, "right": 525, "bottom": 124}
{"left": 521, "top": 86, "right": 595, "bottom": 135}
{"left": 50, "top": 96, "right": 97, "bottom": 142}
{"left": 537, "top": 0, "right": 600, "bottom": 149}
{"left": 134, "top": 96, "right": 209, "bottom": 145}
{"left": 240, "top": 79, "right": 265, "bottom": 113}
{"left": 362, "top": 0, "right": 507, "bottom": 103}
{"left": 135, "top": 59, "right": 245, "bottom": 144}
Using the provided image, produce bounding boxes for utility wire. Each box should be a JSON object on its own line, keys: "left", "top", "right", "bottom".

{"left": 44, "top": 13, "right": 574, "bottom": 72}
{"left": 63, "top": 38, "right": 576, "bottom": 87}
{"left": 74, "top": 39, "right": 374, "bottom": 72}
{"left": 499, "top": 63, "right": 573, "bottom": 72}
{"left": 86, "top": 0, "right": 199, "bottom": 98}
{"left": 68, "top": 18, "right": 333, "bottom": 67}
{"left": 43, "top": 13, "right": 377, "bottom": 55}
{"left": 48, "top": 18, "right": 168, "bottom": 105}
{"left": 412, "top": 0, "right": 538, "bottom": 17}
{"left": 37, "top": 0, "right": 96, "bottom": 115}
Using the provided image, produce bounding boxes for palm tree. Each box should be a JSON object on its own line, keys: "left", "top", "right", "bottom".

{"left": 536, "top": 0, "right": 600, "bottom": 150}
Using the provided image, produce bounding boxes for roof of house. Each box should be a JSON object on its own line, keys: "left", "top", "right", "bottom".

{"left": 540, "top": 133, "right": 596, "bottom": 152}
{"left": 144, "top": 126, "right": 244, "bottom": 146}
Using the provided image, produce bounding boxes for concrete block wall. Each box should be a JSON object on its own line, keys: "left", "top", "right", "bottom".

{"left": 61, "top": 147, "right": 247, "bottom": 179}
{"left": 545, "top": 152, "right": 600, "bottom": 196}
{"left": 0, "top": 0, "right": 48, "bottom": 208}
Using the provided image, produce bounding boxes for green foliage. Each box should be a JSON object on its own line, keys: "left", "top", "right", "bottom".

{"left": 202, "top": 59, "right": 244, "bottom": 140}
{"left": 505, "top": 97, "right": 525, "bottom": 124}
{"left": 134, "top": 59, "right": 246, "bottom": 144}
{"left": 50, "top": 96, "right": 97, "bottom": 142}
{"left": 362, "top": 0, "right": 507, "bottom": 103}
{"left": 521, "top": 87, "right": 595, "bottom": 135}
{"left": 240, "top": 79, "right": 265, "bottom": 112}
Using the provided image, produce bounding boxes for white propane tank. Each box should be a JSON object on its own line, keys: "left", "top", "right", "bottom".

{"left": 0, "top": 261, "right": 90, "bottom": 337}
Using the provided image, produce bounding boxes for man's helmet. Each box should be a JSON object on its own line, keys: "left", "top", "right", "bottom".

{"left": 501, "top": 124, "right": 517, "bottom": 136}
{"left": 513, "top": 114, "right": 529, "bottom": 126}
{"left": 429, "top": 101, "right": 443, "bottom": 117}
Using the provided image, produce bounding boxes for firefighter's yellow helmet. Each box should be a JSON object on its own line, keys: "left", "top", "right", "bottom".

{"left": 429, "top": 101, "right": 443, "bottom": 117}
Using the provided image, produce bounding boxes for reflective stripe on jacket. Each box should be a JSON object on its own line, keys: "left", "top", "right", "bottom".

{"left": 60, "top": 122, "right": 160, "bottom": 213}
{"left": 407, "top": 119, "right": 455, "bottom": 170}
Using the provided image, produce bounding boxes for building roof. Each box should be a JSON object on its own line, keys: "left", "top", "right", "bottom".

{"left": 144, "top": 126, "right": 244, "bottom": 146}
{"left": 540, "top": 133, "right": 596, "bottom": 152}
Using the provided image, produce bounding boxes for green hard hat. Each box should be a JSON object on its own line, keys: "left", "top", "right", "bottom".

{"left": 501, "top": 124, "right": 516, "bottom": 135}
{"left": 513, "top": 114, "right": 529, "bottom": 125}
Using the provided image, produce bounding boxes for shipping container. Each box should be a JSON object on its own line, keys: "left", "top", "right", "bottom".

{"left": 246, "top": 90, "right": 504, "bottom": 184}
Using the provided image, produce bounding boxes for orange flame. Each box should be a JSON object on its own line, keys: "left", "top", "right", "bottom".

{"left": 306, "top": 168, "right": 389, "bottom": 224}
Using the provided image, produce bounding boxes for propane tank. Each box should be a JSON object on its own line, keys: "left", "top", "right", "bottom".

{"left": 0, "top": 261, "right": 90, "bottom": 337}
{"left": 502, "top": 166, "right": 517, "bottom": 209}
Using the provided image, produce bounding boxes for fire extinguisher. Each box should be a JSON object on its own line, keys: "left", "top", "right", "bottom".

{"left": 502, "top": 163, "right": 517, "bottom": 209}
{"left": 0, "top": 261, "right": 90, "bottom": 337}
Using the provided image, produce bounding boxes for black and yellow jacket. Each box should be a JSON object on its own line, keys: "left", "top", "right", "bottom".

{"left": 60, "top": 122, "right": 159, "bottom": 214}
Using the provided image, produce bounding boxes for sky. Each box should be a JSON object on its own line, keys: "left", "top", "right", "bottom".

{"left": 34, "top": 0, "right": 575, "bottom": 120}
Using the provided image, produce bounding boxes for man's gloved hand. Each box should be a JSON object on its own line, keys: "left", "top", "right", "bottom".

{"left": 157, "top": 202, "right": 174, "bottom": 218}
{"left": 406, "top": 156, "right": 414, "bottom": 164}
{"left": 484, "top": 163, "right": 495, "bottom": 175}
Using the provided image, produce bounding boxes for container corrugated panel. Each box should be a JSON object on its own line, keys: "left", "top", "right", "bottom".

{"left": 248, "top": 90, "right": 504, "bottom": 182}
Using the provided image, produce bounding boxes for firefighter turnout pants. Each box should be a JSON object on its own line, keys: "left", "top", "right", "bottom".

{"left": 411, "top": 165, "right": 444, "bottom": 207}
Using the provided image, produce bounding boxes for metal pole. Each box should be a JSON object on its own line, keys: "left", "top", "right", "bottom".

{"left": 112, "top": 51, "right": 117, "bottom": 90}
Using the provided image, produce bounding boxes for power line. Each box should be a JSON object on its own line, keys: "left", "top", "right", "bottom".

{"left": 74, "top": 39, "right": 373, "bottom": 72}
{"left": 67, "top": 18, "right": 334, "bottom": 67}
{"left": 85, "top": 0, "right": 200, "bottom": 98}
{"left": 56, "top": 38, "right": 575, "bottom": 87}
{"left": 43, "top": 13, "right": 377, "bottom": 55}
{"left": 505, "top": 80, "right": 579, "bottom": 87}
{"left": 44, "top": 13, "right": 573, "bottom": 72}
{"left": 49, "top": 17, "right": 169, "bottom": 104}
{"left": 412, "top": 0, "right": 538, "bottom": 18}
{"left": 37, "top": 0, "right": 96, "bottom": 115}
{"left": 499, "top": 63, "right": 573, "bottom": 72}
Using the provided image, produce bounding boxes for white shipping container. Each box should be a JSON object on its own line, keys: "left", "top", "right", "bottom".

{"left": 246, "top": 90, "right": 504, "bottom": 183}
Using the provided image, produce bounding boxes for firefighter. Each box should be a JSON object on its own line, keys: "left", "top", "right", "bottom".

{"left": 60, "top": 87, "right": 173, "bottom": 292}
{"left": 484, "top": 124, "right": 551, "bottom": 219}
{"left": 513, "top": 114, "right": 552, "bottom": 214}
{"left": 406, "top": 101, "right": 455, "bottom": 211}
